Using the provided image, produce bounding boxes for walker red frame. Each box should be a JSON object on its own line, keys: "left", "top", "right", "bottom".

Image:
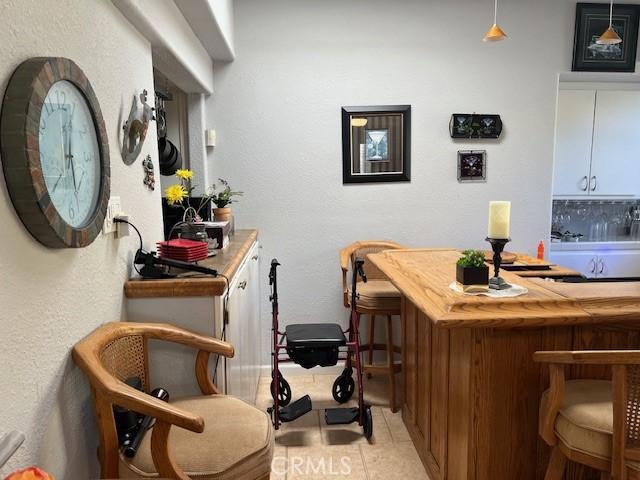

{"left": 268, "top": 258, "right": 369, "bottom": 432}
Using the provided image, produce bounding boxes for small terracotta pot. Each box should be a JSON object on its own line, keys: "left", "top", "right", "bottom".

{"left": 213, "top": 207, "right": 232, "bottom": 222}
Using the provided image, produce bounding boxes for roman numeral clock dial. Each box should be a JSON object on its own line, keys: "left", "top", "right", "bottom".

{"left": 0, "top": 57, "right": 110, "bottom": 248}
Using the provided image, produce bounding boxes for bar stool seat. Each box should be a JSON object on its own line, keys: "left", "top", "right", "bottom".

{"left": 347, "top": 280, "right": 401, "bottom": 311}
{"left": 340, "top": 240, "right": 404, "bottom": 412}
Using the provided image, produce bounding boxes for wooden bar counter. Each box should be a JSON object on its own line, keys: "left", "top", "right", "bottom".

{"left": 367, "top": 249, "right": 640, "bottom": 480}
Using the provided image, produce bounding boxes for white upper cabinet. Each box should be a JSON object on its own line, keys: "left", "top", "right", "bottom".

{"left": 553, "top": 90, "right": 595, "bottom": 196}
{"left": 590, "top": 91, "right": 640, "bottom": 196}
{"left": 553, "top": 89, "right": 640, "bottom": 197}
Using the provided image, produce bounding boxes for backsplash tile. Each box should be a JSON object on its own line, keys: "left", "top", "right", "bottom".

{"left": 552, "top": 199, "right": 640, "bottom": 242}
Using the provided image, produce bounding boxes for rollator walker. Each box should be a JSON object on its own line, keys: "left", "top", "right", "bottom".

{"left": 266, "top": 257, "right": 373, "bottom": 439}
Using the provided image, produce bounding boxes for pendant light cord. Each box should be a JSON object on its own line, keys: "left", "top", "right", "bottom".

{"left": 494, "top": 0, "right": 498, "bottom": 24}
{"left": 609, "top": 0, "right": 614, "bottom": 27}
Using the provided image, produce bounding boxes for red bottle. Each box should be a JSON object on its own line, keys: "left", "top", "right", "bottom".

{"left": 537, "top": 240, "right": 545, "bottom": 260}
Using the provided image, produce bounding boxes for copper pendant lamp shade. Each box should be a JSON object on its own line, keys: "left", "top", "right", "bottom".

{"left": 597, "top": 1, "right": 622, "bottom": 45}
{"left": 483, "top": 0, "right": 507, "bottom": 42}
{"left": 484, "top": 23, "right": 508, "bottom": 42}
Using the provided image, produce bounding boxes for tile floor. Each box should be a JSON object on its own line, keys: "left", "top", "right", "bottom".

{"left": 256, "top": 373, "right": 430, "bottom": 480}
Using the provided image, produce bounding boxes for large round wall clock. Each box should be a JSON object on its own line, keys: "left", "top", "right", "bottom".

{"left": 0, "top": 57, "right": 110, "bottom": 248}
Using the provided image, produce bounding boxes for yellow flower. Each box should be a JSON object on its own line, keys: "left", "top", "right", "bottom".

{"left": 164, "top": 184, "right": 188, "bottom": 205}
{"left": 175, "top": 169, "right": 193, "bottom": 181}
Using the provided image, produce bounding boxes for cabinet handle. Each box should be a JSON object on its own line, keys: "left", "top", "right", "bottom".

{"left": 238, "top": 280, "right": 247, "bottom": 290}
{"left": 589, "top": 258, "right": 596, "bottom": 274}
{"left": 252, "top": 255, "right": 259, "bottom": 261}
{"left": 590, "top": 175, "right": 597, "bottom": 191}
{"left": 581, "top": 176, "right": 588, "bottom": 191}
{"left": 598, "top": 259, "right": 605, "bottom": 275}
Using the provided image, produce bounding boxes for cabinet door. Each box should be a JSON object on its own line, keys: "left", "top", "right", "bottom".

{"left": 549, "top": 251, "right": 598, "bottom": 278}
{"left": 245, "top": 245, "right": 261, "bottom": 404}
{"left": 591, "top": 91, "right": 640, "bottom": 196}
{"left": 597, "top": 251, "right": 640, "bottom": 278}
{"left": 225, "top": 278, "right": 244, "bottom": 399}
{"left": 553, "top": 90, "right": 596, "bottom": 196}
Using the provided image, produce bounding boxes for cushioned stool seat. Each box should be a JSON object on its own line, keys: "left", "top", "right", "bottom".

{"left": 348, "top": 280, "right": 400, "bottom": 311}
{"left": 119, "top": 395, "right": 274, "bottom": 479}
{"left": 542, "top": 379, "right": 613, "bottom": 460}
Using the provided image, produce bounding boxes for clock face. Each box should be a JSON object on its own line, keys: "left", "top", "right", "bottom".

{"left": 39, "top": 80, "right": 101, "bottom": 228}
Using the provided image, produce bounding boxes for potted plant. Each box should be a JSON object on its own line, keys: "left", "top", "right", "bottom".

{"left": 164, "top": 171, "right": 242, "bottom": 239}
{"left": 456, "top": 249, "right": 489, "bottom": 290}
{"left": 209, "top": 178, "right": 243, "bottom": 221}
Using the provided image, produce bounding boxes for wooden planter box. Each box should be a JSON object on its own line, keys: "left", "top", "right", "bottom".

{"left": 456, "top": 264, "right": 489, "bottom": 286}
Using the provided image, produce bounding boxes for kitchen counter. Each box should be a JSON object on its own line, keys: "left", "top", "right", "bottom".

{"left": 367, "top": 249, "right": 588, "bottom": 328}
{"left": 367, "top": 248, "right": 640, "bottom": 480}
{"left": 124, "top": 229, "right": 258, "bottom": 298}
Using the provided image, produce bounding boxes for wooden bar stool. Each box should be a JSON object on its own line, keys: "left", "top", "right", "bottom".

{"left": 340, "top": 240, "right": 403, "bottom": 412}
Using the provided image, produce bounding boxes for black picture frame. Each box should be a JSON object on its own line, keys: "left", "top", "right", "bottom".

{"left": 341, "top": 105, "right": 411, "bottom": 184}
{"left": 572, "top": 3, "right": 640, "bottom": 72}
{"left": 449, "top": 114, "right": 502, "bottom": 139}
{"left": 457, "top": 150, "right": 487, "bottom": 183}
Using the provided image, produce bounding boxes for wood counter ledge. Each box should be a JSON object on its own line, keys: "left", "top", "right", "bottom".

{"left": 367, "top": 249, "right": 589, "bottom": 328}
{"left": 124, "top": 229, "right": 258, "bottom": 298}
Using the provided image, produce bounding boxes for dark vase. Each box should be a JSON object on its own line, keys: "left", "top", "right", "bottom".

{"left": 456, "top": 264, "right": 489, "bottom": 286}
{"left": 179, "top": 222, "right": 208, "bottom": 243}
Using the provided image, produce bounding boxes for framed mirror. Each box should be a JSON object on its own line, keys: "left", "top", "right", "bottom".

{"left": 341, "top": 105, "right": 411, "bottom": 184}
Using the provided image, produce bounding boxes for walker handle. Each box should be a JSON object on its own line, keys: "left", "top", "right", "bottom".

{"left": 269, "top": 258, "right": 280, "bottom": 286}
{"left": 355, "top": 257, "right": 367, "bottom": 283}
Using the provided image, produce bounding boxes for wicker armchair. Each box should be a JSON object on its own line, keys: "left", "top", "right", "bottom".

{"left": 535, "top": 350, "right": 640, "bottom": 480}
{"left": 339, "top": 240, "right": 404, "bottom": 411}
{"left": 73, "top": 322, "right": 273, "bottom": 480}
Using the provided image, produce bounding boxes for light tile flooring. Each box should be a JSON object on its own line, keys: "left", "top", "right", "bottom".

{"left": 256, "top": 373, "right": 430, "bottom": 480}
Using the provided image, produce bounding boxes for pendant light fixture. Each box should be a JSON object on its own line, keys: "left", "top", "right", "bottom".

{"left": 483, "top": 0, "right": 508, "bottom": 42}
{"left": 596, "top": 0, "right": 622, "bottom": 45}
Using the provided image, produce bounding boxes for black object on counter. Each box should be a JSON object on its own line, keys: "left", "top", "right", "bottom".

{"left": 122, "top": 387, "right": 170, "bottom": 458}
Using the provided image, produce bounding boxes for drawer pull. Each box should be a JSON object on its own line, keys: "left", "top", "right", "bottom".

{"left": 581, "top": 176, "right": 588, "bottom": 191}
{"left": 238, "top": 280, "right": 247, "bottom": 290}
{"left": 252, "top": 255, "right": 259, "bottom": 261}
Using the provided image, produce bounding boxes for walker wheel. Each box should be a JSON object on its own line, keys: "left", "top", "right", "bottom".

{"left": 363, "top": 406, "right": 373, "bottom": 439}
{"left": 332, "top": 373, "right": 355, "bottom": 404}
{"left": 271, "top": 374, "right": 292, "bottom": 406}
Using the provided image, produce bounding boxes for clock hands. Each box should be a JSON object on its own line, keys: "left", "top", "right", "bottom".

{"left": 65, "top": 112, "right": 78, "bottom": 194}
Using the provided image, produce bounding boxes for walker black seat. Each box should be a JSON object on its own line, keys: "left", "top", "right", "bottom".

{"left": 285, "top": 323, "right": 346, "bottom": 369}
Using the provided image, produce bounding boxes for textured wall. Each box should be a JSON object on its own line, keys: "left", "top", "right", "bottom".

{"left": 208, "top": 0, "right": 577, "bottom": 365}
{"left": 0, "top": 0, "right": 163, "bottom": 477}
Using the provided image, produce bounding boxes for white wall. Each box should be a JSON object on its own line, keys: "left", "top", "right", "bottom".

{"left": 208, "top": 0, "right": 578, "bottom": 364}
{"left": 0, "top": 0, "right": 164, "bottom": 477}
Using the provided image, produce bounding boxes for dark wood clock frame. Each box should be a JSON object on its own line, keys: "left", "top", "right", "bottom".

{"left": 0, "top": 57, "right": 110, "bottom": 248}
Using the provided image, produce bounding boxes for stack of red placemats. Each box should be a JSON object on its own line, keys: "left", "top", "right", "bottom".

{"left": 157, "top": 239, "right": 209, "bottom": 262}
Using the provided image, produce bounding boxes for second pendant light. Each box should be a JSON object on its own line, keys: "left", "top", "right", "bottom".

{"left": 597, "top": 0, "right": 622, "bottom": 45}
{"left": 483, "top": 0, "right": 508, "bottom": 42}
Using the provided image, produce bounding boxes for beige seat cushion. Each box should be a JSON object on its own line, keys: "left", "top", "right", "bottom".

{"left": 120, "top": 395, "right": 273, "bottom": 479}
{"left": 348, "top": 280, "right": 400, "bottom": 311}
{"left": 542, "top": 379, "right": 613, "bottom": 460}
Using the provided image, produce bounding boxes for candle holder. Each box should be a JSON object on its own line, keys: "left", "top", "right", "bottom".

{"left": 485, "top": 237, "right": 511, "bottom": 290}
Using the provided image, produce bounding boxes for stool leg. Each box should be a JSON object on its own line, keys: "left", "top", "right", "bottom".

{"left": 366, "top": 314, "right": 376, "bottom": 378}
{"left": 544, "top": 446, "right": 567, "bottom": 480}
{"left": 386, "top": 315, "right": 397, "bottom": 413}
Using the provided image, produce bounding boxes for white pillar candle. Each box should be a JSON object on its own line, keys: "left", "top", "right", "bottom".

{"left": 488, "top": 201, "right": 511, "bottom": 239}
